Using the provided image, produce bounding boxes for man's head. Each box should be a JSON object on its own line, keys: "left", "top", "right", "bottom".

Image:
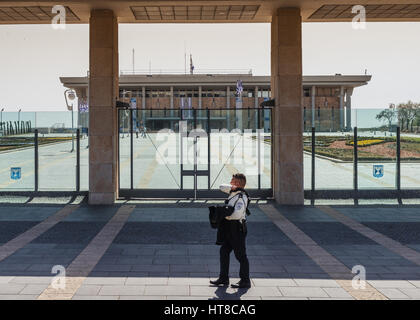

{"left": 230, "top": 173, "right": 246, "bottom": 190}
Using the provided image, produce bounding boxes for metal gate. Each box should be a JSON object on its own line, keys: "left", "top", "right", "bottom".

{"left": 118, "top": 107, "right": 272, "bottom": 199}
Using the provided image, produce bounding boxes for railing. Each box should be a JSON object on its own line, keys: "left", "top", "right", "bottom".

{"left": 0, "top": 111, "right": 88, "bottom": 195}
{"left": 303, "top": 107, "right": 420, "bottom": 202}
{"left": 120, "top": 68, "right": 253, "bottom": 76}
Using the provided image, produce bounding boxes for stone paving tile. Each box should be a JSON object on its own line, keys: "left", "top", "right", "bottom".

{"left": 323, "top": 287, "right": 353, "bottom": 298}
{"left": 279, "top": 287, "right": 329, "bottom": 298}
{"left": 72, "top": 295, "right": 119, "bottom": 300}
{"left": 125, "top": 277, "right": 168, "bottom": 285}
{"left": 0, "top": 206, "right": 60, "bottom": 222}
{"left": 0, "top": 277, "right": 14, "bottom": 284}
{"left": 408, "top": 280, "right": 420, "bottom": 288}
{"left": 119, "top": 295, "right": 167, "bottom": 300}
{"left": 0, "top": 222, "right": 40, "bottom": 244}
{"left": 115, "top": 257, "right": 154, "bottom": 265}
{"left": 377, "top": 288, "right": 410, "bottom": 299}
{"left": 236, "top": 287, "right": 282, "bottom": 297}
{"left": 170, "top": 264, "right": 209, "bottom": 273}
{"left": 167, "top": 277, "right": 210, "bottom": 286}
{"left": 99, "top": 285, "right": 146, "bottom": 296}
{"left": 190, "top": 286, "right": 235, "bottom": 297}
{"left": 293, "top": 279, "right": 340, "bottom": 287}
{"left": 251, "top": 278, "right": 297, "bottom": 287}
{"left": 0, "top": 295, "right": 39, "bottom": 300}
{"left": 170, "top": 296, "right": 211, "bottom": 300}
{"left": 154, "top": 257, "right": 190, "bottom": 265}
{"left": 399, "top": 288, "right": 420, "bottom": 299}
{"left": 368, "top": 280, "right": 416, "bottom": 289}
{"left": 262, "top": 297, "right": 308, "bottom": 300}
{"left": 130, "top": 265, "right": 170, "bottom": 273}
{"left": 0, "top": 284, "right": 25, "bottom": 294}
{"left": 83, "top": 277, "right": 127, "bottom": 285}
{"left": 309, "top": 297, "right": 354, "bottom": 300}
{"left": 20, "top": 284, "right": 50, "bottom": 295}
{"left": 144, "top": 285, "right": 189, "bottom": 296}
{"left": 74, "top": 285, "right": 102, "bottom": 296}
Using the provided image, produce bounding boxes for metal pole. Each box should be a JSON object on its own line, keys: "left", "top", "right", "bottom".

{"left": 396, "top": 126, "right": 401, "bottom": 201}
{"left": 118, "top": 109, "right": 120, "bottom": 191}
{"left": 34, "top": 129, "right": 39, "bottom": 192}
{"left": 257, "top": 108, "right": 261, "bottom": 190}
{"left": 76, "top": 128, "right": 80, "bottom": 192}
{"left": 207, "top": 108, "right": 210, "bottom": 190}
{"left": 311, "top": 127, "right": 315, "bottom": 204}
{"left": 130, "top": 108, "right": 134, "bottom": 190}
{"left": 354, "top": 127, "right": 358, "bottom": 202}
{"left": 71, "top": 107, "right": 74, "bottom": 152}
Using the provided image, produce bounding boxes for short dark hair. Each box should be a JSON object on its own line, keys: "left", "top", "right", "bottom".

{"left": 232, "top": 173, "right": 246, "bottom": 188}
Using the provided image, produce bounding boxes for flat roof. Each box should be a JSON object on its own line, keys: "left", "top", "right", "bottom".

{"left": 60, "top": 74, "right": 372, "bottom": 89}
{"left": 1, "top": 1, "right": 420, "bottom": 24}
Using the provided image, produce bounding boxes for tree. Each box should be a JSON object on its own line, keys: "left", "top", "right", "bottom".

{"left": 406, "top": 101, "right": 417, "bottom": 132}
{"left": 376, "top": 103, "right": 396, "bottom": 131}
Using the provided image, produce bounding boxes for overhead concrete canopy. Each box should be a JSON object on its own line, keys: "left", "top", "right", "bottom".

{"left": 1, "top": 1, "right": 420, "bottom": 24}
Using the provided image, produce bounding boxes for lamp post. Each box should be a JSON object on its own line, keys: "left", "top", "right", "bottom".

{"left": 64, "top": 89, "right": 76, "bottom": 152}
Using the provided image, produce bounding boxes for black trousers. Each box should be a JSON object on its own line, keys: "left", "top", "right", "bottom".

{"left": 219, "top": 221, "right": 249, "bottom": 281}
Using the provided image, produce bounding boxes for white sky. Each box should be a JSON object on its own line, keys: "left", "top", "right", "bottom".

{"left": 0, "top": 22, "right": 419, "bottom": 111}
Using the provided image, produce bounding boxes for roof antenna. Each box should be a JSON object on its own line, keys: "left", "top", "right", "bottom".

{"left": 364, "top": 68, "right": 367, "bottom": 75}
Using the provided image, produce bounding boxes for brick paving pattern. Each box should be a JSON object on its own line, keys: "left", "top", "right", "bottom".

{"left": 0, "top": 200, "right": 419, "bottom": 299}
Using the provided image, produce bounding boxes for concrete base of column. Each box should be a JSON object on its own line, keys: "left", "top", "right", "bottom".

{"left": 89, "top": 192, "right": 116, "bottom": 205}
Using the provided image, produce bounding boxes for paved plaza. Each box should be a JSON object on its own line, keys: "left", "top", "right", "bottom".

{"left": 0, "top": 197, "right": 419, "bottom": 300}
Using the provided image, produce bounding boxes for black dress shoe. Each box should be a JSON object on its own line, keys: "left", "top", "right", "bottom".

{"left": 231, "top": 279, "right": 251, "bottom": 288}
{"left": 210, "top": 278, "right": 229, "bottom": 286}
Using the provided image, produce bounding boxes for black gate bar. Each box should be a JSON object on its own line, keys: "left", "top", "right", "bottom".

{"left": 311, "top": 127, "right": 315, "bottom": 204}
{"left": 34, "top": 129, "right": 39, "bottom": 192}
{"left": 76, "top": 128, "right": 80, "bottom": 191}
{"left": 353, "top": 126, "right": 358, "bottom": 202}
{"left": 130, "top": 109, "right": 134, "bottom": 190}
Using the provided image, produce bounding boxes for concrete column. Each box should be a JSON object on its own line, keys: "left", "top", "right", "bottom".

{"left": 226, "top": 86, "right": 230, "bottom": 130}
{"left": 142, "top": 86, "right": 146, "bottom": 108}
{"left": 198, "top": 86, "right": 202, "bottom": 109}
{"left": 88, "top": 9, "right": 119, "bottom": 204}
{"left": 311, "top": 86, "right": 316, "bottom": 127}
{"left": 339, "top": 86, "right": 344, "bottom": 130}
{"left": 271, "top": 7, "right": 303, "bottom": 205}
{"left": 345, "top": 88, "right": 353, "bottom": 131}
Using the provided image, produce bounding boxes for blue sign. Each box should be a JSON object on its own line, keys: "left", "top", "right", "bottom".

{"left": 373, "top": 165, "right": 384, "bottom": 178}
{"left": 11, "top": 167, "right": 21, "bottom": 180}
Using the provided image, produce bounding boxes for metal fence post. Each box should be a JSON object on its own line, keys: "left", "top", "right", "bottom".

{"left": 354, "top": 127, "right": 358, "bottom": 202}
{"left": 76, "top": 128, "right": 80, "bottom": 192}
{"left": 257, "top": 108, "right": 261, "bottom": 190}
{"left": 396, "top": 126, "right": 401, "bottom": 202}
{"left": 311, "top": 127, "right": 315, "bottom": 204}
{"left": 207, "top": 108, "right": 210, "bottom": 190}
{"left": 34, "top": 129, "right": 39, "bottom": 192}
{"left": 130, "top": 108, "right": 134, "bottom": 190}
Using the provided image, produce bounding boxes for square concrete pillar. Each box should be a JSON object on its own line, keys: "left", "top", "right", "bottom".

{"left": 88, "top": 9, "right": 119, "bottom": 204}
{"left": 271, "top": 7, "right": 304, "bottom": 205}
